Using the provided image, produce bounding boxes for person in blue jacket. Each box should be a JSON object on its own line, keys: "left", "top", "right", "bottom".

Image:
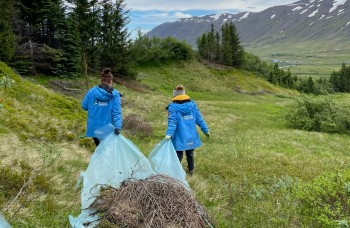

{"left": 82, "top": 68, "right": 122, "bottom": 147}
{"left": 165, "top": 84, "right": 209, "bottom": 175}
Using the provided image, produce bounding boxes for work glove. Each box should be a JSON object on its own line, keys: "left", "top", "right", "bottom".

{"left": 205, "top": 132, "right": 210, "bottom": 138}
{"left": 114, "top": 128, "right": 121, "bottom": 135}
{"left": 165, "top": 135, "right": 171, "bottom": 140}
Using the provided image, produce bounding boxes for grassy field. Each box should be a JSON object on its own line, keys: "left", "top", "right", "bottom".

{"left": 1, "top": 60, "right": 350, "bottom": 227}
{"left": 246, "top": 41, "right": 350, "bottom": 78}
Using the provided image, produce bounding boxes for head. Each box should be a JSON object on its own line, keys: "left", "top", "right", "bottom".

{"left": 173, "top": 84, "right": 185, "bottom": 97}
{"left": 101, "top": 68, "right": 113, "bottom": 85}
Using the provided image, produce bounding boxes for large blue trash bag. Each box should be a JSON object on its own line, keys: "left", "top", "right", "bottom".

{"left": 0, "top": 215, "right": 11, "bottom": 228}
{"left": 148, "top": 139, "right": 189, "bottom": 188}
{"left": 93, "top": 123, "right": 114, "bottom": 141}
{"left": 69, "top": 133, "right": 156, "bottom": 228}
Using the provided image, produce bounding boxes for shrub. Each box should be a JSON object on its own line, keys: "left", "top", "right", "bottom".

{"left": 122, "top": 113, "right": 153, "bottom": 137}
{"left": 294, "top": 171, "right": 350, "bottom": 226}
{"left": 285, "top": 95, "right": 350, "bottom": 133}
{"left": 129, "top": 34, "right": 193, "bottom": 65}
{"left": 0, "top": 160, "right": 52, "bottom": 207}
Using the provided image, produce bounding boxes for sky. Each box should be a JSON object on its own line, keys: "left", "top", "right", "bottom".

{"left": 126, "top": 0, "right": 298, "bottom": 35}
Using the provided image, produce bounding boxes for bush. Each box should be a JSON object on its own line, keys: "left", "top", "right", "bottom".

{"left": 122, "top": 113, "right": 153, "bottom": 137}
{"left": 294, "top": 171, "right": 350, "bottom": 226}
{"left": 285, "top": 95, "right": 350, "bottom": 133}
{"left": 129, "top": 34, "right": 193, "bottom": 65}
{"left": 0, "top": 160, "right": 52, "bottom": 207}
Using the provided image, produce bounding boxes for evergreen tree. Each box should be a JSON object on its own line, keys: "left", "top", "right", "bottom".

{"left": 342, "top": 64, "right": 349, "bottom": 91}
{"left": 306, "top": 76, "right": 315, "bottom": 93}
{"left": 268, "top": 71, "right": 277, "bottom": 84}
{"left": 330, "top": 70, "right": 340, "bottom": 92}
{"left": 69, "top": 0, "right": 100, "bottom": 88}
{"left": 214, "top": 31, "right": 221, "bottom": 62}
{"left": 221, "top": 23, "right": 233, "bottom": 66}
{"left": 196, "top": 33, "right": 208, "bottom": 60}
{"left": 11, "top": 0, "right": 78, "bottom": 76}
{"left": 16, "top": 0, "right": 65, "bottom": 47}
{"left": 207, "top": 23, "right": 215, "bottom": 62}
{"left": 98, "top": 0, "right": 131, "bottom": 75}
{"left": 268, "top": 64, "right": 278, "bottom": 84}
{"left": 284, "top": 68, "right": 294, "bottom": 88}
{"left": 297, "top": 76, "right": 315, "bottom": 93}
{"left": 228, "top": 22, "right": 244, "bottom": 68}
{"left": 54, "top": 13, "right": 82, "bottom": 77}
{"left": 0, "top": 0, "right": 16, "bottom": 62}
{"left": 330, "top": 63, "right": 350, "bottom": 92}
{"left": 196, "top": 22, "right": 244, "bottom": 67}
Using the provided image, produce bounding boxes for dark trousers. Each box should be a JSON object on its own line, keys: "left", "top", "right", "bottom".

{"left": 93, "top": 137, "right": 100, "bottom": 147}
{"left": 176, "top": 149, "right": 194, "bottom": 172}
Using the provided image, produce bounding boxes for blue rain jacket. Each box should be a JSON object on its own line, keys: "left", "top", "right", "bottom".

{"left": 166, "top": 95, "right": 209, "bottom": 151}
{"left": 82, "top": 86, "right": 122, "bottom": 137}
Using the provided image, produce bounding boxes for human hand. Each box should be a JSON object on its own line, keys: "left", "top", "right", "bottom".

{"left": 165, "top": 135, "right": 171, "bottom": 140}
{"left": 114, "top": 128, "right": 121, "bottom": 135}
{"left": 205, "top": 132, "right": 210, "bottom": 138}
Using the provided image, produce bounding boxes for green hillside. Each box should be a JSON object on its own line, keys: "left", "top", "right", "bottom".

{"left": 1, "top": 60, "right": 350, "bottom": 227}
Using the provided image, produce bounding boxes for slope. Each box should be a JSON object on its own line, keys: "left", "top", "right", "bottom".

{"left": 147, "top": 0, "right": 350, "bottom": 48}
{"left": 1, "top": 59, "right": 350, "bottom": 226}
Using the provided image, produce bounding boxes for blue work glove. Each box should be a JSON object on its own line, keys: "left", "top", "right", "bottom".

{"left": 114, "top": 128, "right": 121, "bottom": 135}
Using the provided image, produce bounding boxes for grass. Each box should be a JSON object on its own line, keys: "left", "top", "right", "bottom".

{"left": 1, "top": 59, "right": 350, "bottom": 227}
{"left": 246, "top": 41, "right": 350, "bottom": 78}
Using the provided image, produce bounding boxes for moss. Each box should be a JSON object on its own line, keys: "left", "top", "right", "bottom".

{"left": 0, "top": 61, "right": 86, "bottom": 143}
{"left": 0, "top": 160, "right": 52, "bottom": 207}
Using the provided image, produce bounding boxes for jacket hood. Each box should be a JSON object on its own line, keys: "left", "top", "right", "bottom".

{"left": 170, "top": 100, "right": 195, "bottom": 115}
{"left": 172, "top": 94, "right": 190, "bottom": 101}
{"left": 93, "top": 86, "right": 117, "bottom": 102}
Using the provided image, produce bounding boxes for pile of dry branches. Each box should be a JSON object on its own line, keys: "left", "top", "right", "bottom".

{"left": 90, "top": 174, "right": 213, "bottom": 228}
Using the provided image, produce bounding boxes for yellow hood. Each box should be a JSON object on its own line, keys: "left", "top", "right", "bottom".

{"left": 172, "top": 95, "right": 190, "bottom": 101}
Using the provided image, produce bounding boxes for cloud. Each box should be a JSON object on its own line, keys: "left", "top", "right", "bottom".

{"left": 128, "top": 10, "right": 191, "bottom": 33}
{"left": 173, "top": 12, "right": 192, "bottom": 18}
{"left": 126, "top": 0, "right": 297, "bottom": 12}
{"left": 138, "top": 11, "right": 191, "bottom": 19}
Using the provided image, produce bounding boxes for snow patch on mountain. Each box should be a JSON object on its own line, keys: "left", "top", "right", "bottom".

{"left": 300, "top": 9, "right": 309, "bottom": 14}
{"left": 329, "top": 0, "right": 347, "bottom": 12}
{"left": 292, "top": 6, "right": 303, "bottom": 11}
{"left": 308, "top": 9, "right": 318, "bottom": 17}
{"left": 239, "top": 12, "right": 249, "bottom": 20}
{"left": 210, "top": 14, "right": 221, "bottom": 20}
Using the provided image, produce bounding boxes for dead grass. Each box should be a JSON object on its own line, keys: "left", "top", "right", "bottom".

{"left": 114, "top": 77, "right": 151, "bottom": 93}
{"left": 0, "top": 134, "right": 41, "bottom": 167}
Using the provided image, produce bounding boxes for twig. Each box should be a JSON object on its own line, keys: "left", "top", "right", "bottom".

{"left": 1, "top": 174, "right": 33, "bottom": 215}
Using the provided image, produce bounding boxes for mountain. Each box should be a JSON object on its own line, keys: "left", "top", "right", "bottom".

{"left": 146, "top": 0, "right": 350, "bottom": 48}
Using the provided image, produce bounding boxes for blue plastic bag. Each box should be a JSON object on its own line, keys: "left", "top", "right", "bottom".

{"left": 0, "top": 215, "right": 11, "bottom": 228}
{"left": 148, "top": 139, "right": 189, "bottom": 188}
{"left": 69, "top": 133, "right": 156, "bottom": 227}
{"left": 93, "top": 123, "right": 115, "bottom": 141}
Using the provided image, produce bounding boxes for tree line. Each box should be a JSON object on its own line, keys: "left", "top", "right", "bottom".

{"left": 0, "top": 0, "right": 193, "bottom": 85}
{"left": 1, "top": 1, "right": 349, "bottom": 95}
{"left": 0, "top": 0, "right": 132, "bottom": 80}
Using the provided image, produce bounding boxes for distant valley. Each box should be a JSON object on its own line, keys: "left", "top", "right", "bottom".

{"left": 147, "top": 0, "right": 350, "bottom": 77}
